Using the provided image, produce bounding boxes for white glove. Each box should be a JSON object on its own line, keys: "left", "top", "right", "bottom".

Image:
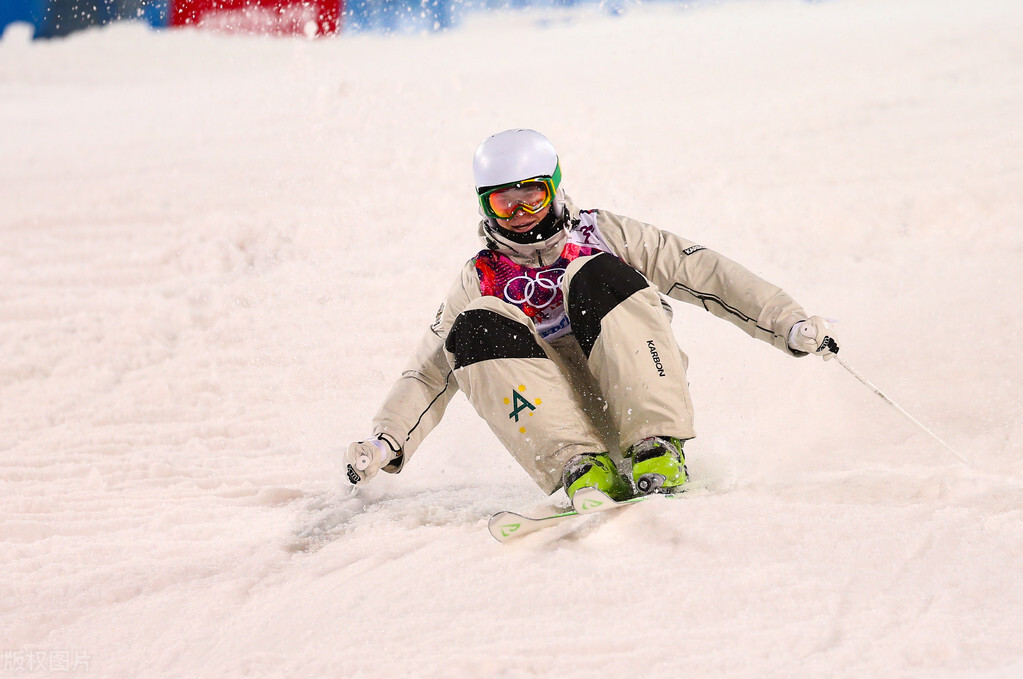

{"left": 788, "top": 316, "right": 840, "bottom": 360}
{"left": 345, "top": 438, "right": 392, "bottom": 485}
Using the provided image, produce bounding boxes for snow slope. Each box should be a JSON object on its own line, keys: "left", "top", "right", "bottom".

{"left": 2, "top": 0, "right": 1023, "bottom": 676}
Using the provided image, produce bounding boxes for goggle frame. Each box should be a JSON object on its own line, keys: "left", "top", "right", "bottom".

{"left": 477, "top": 164, "right": 562, "bottom": 220}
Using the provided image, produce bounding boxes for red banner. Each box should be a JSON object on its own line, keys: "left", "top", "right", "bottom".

{"left": 170, "top": 0, "right": 342, "bottom": 36}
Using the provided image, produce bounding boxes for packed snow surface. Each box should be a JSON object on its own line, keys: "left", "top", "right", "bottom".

{"left": 3, "top": 0, "right": 1023, "bottom": 676}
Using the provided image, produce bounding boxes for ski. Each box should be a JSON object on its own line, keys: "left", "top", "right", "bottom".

{"left": 488, "top": 487, "right": 678, "bottom": 542}
{"left": 487, "top": 507, "right": 581, "bottom": 542}
{"left": 570, "top": 486, "right": 662, "bottom": 513}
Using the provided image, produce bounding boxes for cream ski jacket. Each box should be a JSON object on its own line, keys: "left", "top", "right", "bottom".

{"left": 371, "top": 197, "right": 810, "bottom": 473}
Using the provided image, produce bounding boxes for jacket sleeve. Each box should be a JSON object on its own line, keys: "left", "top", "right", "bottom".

{"left": 371, "top": 262, "right": 478, "bottom": 473}
{"left": 596, "top": 210, "right": 809, "bottom": 356}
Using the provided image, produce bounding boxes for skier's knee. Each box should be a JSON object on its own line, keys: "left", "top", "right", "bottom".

{"left": 566, "top": 253, "right": 649, "bottom": 356}
{"left": 445, "top": 308, "right": 546, "bottom": 369}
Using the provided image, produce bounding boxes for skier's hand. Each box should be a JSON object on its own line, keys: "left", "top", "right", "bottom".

{"left": 344, "top": 439, "right": 392, "bottom": 485}
{"left": 789, "top": 316, "right": 840, "bottom": 360}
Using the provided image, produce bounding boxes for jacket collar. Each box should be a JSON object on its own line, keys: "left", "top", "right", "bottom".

{"left": 476, "top": 194, "right": 582, "bottom": 267}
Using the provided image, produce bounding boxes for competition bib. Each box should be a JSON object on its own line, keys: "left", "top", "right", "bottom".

{"left": 474, "top": 213, "right": 613, "bottom": 340}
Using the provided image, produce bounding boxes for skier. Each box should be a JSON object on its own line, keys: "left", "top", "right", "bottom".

{"left": 345, "top": 129, "right": 839, "bottom": 501}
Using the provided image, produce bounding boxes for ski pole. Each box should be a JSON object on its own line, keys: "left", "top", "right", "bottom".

{"left": 832, "top": 355, "right": 969, "bottom": 467}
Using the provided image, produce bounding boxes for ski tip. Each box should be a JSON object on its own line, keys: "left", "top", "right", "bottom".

{"left": 487, "top": 506, "right": 579, "bottom": 543}
{"left": 488, "top": 512, "right": 523, "bottom": 542}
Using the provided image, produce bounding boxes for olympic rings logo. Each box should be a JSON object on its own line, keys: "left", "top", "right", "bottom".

{"left": 503, "top": 268, "right": 566, "bottom": 309}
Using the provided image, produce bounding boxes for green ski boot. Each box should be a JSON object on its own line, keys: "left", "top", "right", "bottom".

{"left": 628, "top": 436, "right": 688, "bottom": 495}
{"left": 562, "top": 452, "right": 632, "bottom": 502}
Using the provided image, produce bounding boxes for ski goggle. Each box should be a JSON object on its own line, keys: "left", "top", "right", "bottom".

{"left": 478, "top": 176, "right": 558, "bottom": 220}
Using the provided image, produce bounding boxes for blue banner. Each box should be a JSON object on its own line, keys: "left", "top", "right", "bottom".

{"left": 1, "top": 0, "right": 167, "bottom": 39}
{"left": 0, "top": 0, "right": 44, "bottom": 37}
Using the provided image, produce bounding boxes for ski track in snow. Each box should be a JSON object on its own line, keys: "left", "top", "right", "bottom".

{"left": 2, "top": 0, "right": 1023, "bottom": 676}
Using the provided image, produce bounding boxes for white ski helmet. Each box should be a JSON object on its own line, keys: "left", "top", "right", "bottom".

{"left": 472, "top": 129, "right": 567, "bottom": 252}
{"left": 473, "top": 129, "right": 562, "bottom": 193}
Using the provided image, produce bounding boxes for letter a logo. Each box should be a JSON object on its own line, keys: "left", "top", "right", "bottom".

{"left": 508, "top": 390, "right": 536, "bottom": 422}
